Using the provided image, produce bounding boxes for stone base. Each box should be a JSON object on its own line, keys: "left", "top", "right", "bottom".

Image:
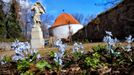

{"left": 31, "top": 26, "right": 44, "bottom": 49}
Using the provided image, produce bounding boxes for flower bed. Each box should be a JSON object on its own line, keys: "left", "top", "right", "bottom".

{"left": 0, "top": 46, "right": 134, "bottom": 75}
{"left": 0, "top": 31, "right": 134, "bottom": 75}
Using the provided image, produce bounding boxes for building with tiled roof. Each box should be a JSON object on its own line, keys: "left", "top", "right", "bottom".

{"left": 50, "top": 13, "right": 83, "bottom": 39}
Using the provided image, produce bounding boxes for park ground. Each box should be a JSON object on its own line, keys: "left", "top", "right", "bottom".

{"left": 0, "top": 42, "right": 133, "bottom": 57}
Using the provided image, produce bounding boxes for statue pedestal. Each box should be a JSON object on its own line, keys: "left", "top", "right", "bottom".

{"left": 31, "top": 25, "right": 44, "bottom": 49}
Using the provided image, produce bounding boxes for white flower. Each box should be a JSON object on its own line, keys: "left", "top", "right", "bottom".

{"left": 103, "top": 31, "right": 120, "bottom": 54}
{"left": 126, "top": 35, "right": 134, "bottom": 43}
{"left": 79, "top": 42, "right": 84, "bottom": 50}
{"left": 126, "top": 44, "right": 132, "bottom": 52}
{"left": 54, "top": 52, "right": 63, "bottom": 65}
{"left": 37, "top": 54, "right": 41, "bottom": 59}
{"left": 54, "top": 39, "right": 66, "bottom": 65}
{"left": 0, "top": 56, "right": 6, "bottom": 65}
{"left": 54, "top": 39, "right": 63, "bottom": 48}
{"left": 105, "top": 31, "right": 113, "bottom": 36}
{"left": 58, "top": 59, "right": 62, "bottom": 65}
{"left": 58, "top": 44, "right": 66, "bottom": 55}
{"left": 125, "top": 35, "right": 134, "bottom": 52}
{"left": 11, "top": 40, "right": 34, "bottom": 61}
{"left": 11, "top": 40, "right": 31, "bottom": 52}
{"left": 1, "top": 61, "right": 6, "bottom": 65}
{"left": 30, "top": 59, "right": 32, "bottom": 62}
{"left": 73, "top": 42, "right": 79, "bottom": 52}
{"left": 81, "top": 51, "right": 84, "bottom": 53}
{"left": 103, "top": 33, "right": 118, "bottom": 46}
{"left": 12, "top": 55, "right": 23, "bottom": 61}
{"left": 30, "top": 50, "right": 34, "bottom": 55}
{"left": 33, "top": 49, "right": 38, "bottom": 53}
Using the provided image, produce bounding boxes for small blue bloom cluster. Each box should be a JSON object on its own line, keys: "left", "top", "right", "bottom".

{"left": 103, "top": 31, "right": 120, "bottom": 55}
{"left": 11, "top": 39, "right": 41, "bottom": 61}
{"left": 54, "top": 39, "right": 66, "bottom": 65}
{"left": 125, "top": 35, "right": 134, "bottom": 52}
{"left": 72, "top": 42, "right": 84, "bottom": 53}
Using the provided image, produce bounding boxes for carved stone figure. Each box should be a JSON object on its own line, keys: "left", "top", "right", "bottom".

{"left": 30, "top": 2, "right": 45, "bottom": 49}
{"left": 31, "top": 2, "right": 45, "bottom": 27}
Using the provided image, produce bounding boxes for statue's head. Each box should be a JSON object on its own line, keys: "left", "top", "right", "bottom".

{"left": 32, "top": 2, "right": 46, "bottom": 13}
{"left": 36, "top": 2, "right": 41, "bottom": 6}
{"left": 34, "top": 2, "right": 40, "bottom": 6}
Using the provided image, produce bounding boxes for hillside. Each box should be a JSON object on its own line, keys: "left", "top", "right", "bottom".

{"left": 72, "top": 0, "right": 134, "bottom": 42}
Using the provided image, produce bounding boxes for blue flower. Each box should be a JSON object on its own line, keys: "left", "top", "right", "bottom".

{"left": 125, "top": 35, "right": 134, "bottom": 52}
{"left": 54, "top": 52, "right": 63, "bottom": 65}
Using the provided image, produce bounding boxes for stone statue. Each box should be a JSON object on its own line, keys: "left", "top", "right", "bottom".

{"left": 31, "top": 2, "right": 46, "bottom": 27}
{"left": 30, "top": 2, "right": 45, "bottom": 49}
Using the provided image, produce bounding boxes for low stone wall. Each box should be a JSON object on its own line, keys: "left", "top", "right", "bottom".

{"left": 0, "top": 42, "right": 12, "bottom": 50}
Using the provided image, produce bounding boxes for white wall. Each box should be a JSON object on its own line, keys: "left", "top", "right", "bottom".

{"left": 52, "top": 24, "right": 83, "bottom": 39}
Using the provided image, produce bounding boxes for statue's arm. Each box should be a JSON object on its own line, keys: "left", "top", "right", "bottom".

{"left": 39, "top": 5, "right": 46, "bottom": 14}
{"left": 31, "top": 6, "right": 35, "bottom": 11}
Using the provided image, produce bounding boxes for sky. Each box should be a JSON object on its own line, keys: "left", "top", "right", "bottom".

{"left": 2, "top": 0, "right": 122, "bottom": 26}
{"left": 30, "top": 0, "right": 122, "bottom": 18}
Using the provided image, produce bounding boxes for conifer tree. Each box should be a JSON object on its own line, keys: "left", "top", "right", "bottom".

{"left": 5, "top": 2, "right": 22, "bottom": 38}
{"left": 0, "top": 0, "right": 22, "bottom": 40}
{"left": 0, "top": 1, "right": 6, "bottom": 38}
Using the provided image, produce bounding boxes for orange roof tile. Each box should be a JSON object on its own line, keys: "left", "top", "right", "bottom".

{"left": 50, "top": 13, "right": 80, "bottom": 29}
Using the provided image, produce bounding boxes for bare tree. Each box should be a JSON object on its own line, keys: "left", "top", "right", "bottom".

{"left": 95, "top": 0, "right": 122, "bottom": 10}
{"left": 42, "top": 13, "right": 55, "bottom": 26}
{"left": 72, "top": 13, "right": 96, "bottom": 25}
{"left": 95, "top": 0, "right": 121, "bottom": 6}
{"left": 41, "top": 24, "right": 49, "bottom": 38}
{"left": 72, "top": 13, "right": 84, "bottom": 24}
{"left": 41, "top": 14, "right": 55, "bottom": 38}
{"left": 83, "top": 15, "right": 96, "bottom": 25}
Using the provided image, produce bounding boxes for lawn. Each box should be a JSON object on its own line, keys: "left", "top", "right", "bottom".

{"left": 0, "top": 42, "right": 105, "bottom": 57}
{"left": 0, "top": 42, "right": 134, "bottom": 75}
